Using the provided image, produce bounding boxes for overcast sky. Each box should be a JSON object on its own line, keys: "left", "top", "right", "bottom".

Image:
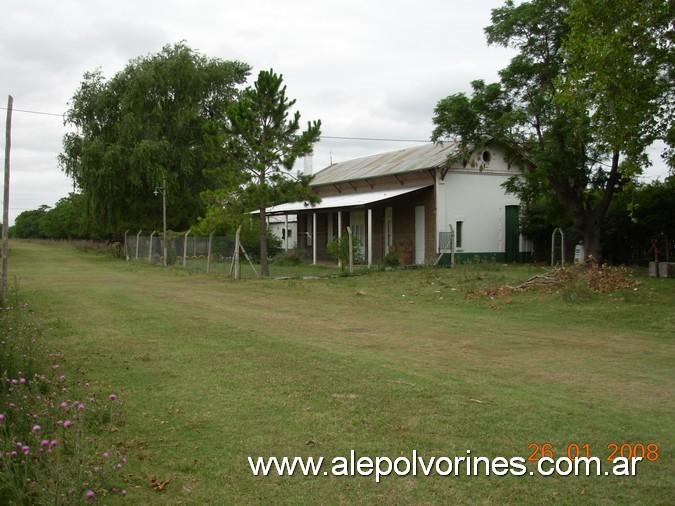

{"left": 1, "top": 0, "right": 669, "bottom": 225}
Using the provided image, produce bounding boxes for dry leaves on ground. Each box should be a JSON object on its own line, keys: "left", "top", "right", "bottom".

{"left": 469, "top": 264, "right": 641, "bottom": 298}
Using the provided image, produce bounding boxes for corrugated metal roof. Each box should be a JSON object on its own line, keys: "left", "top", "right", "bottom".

{"left": 310, "top": 142, "right": 459, "bottom": 186}
{"left": 261, "top": 185, "right": 432, "bottom": 215}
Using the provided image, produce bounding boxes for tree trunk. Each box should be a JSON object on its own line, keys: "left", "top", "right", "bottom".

{"left": 581, "top": 151, "right": 620, "bottom": 264}
{"left": 582, "top": 218, "right": 603, "bottom": 263}
{"left": 549, "top": 151, "right": 620, "bottom": 265}
{"left": 259, "top": 205, "right": 269, "bottom": 278}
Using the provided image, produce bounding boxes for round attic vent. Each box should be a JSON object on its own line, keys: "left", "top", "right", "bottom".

{"left": 482, "top": 150, "right": 492, "bottom": 163}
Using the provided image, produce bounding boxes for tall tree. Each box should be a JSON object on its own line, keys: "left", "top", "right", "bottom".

{"left": 562, "top": 0, "right": 673, "bottom": 170}
{"left": 432, "top": 0, "right": 673, "bottom": 260}
{"left": 224, "top": 69, "right": 321, "bottom": 277}
{"left": 59, "top": 43, "right": 250, "bottom": 237}
{"left": 39, "top": 194, "right": 85, "bottom": 239}
{"left": 11, "top": 206, "right": 49, "bottom": 238}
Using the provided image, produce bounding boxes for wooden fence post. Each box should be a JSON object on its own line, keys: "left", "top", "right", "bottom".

{"left": 183, "top": 230, "right": 190, "bottom": 268}
{"left": 148, "top": 231, "right": 156, "bottom": 261}
{"left": 207, "top": 229, "right": 215, "bottom": 273}
{"left": 233, "top": 226, "right": 241, "bottom": 279}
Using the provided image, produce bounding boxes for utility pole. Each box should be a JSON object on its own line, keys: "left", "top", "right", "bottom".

{"left": 2, "top": 96, "right": 13, "bottom": 302}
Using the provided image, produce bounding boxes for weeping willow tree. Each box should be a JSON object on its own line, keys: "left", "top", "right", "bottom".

{"left": 59, "top": 43, "right": 250, "bottom": 237}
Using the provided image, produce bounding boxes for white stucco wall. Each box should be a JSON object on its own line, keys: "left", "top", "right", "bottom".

{"left": 268, "top": 216, "right": 298, "bottom": 250}
{"left": 435, "top": 146, "right": 524, "bottom": 255}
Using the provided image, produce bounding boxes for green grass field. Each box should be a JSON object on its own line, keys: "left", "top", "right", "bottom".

{"left": 6, "top": 240, "right": 674, "bottom": 504}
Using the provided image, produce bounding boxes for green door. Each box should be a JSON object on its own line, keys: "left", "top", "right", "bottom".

{"left": 505, "top": 205, "right": 520, "bottom": 263}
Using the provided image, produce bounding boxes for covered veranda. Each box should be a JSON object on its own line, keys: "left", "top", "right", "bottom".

{"left": 262, "top": 185, "right": 431, "bottom": 266}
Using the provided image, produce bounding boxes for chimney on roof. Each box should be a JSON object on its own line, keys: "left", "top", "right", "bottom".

{"left": 303, "top": 153, "right": 313, "bottom": 177}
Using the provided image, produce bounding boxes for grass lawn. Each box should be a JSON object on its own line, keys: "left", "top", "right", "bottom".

{"left": 6, "top": 240, "right": 674, "bottom": 504}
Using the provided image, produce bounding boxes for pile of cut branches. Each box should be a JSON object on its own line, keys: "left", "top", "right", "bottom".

{"left": 469, "top": 263, "right": 641, "bottom": 298}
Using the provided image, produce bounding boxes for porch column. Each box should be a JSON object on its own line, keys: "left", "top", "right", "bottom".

{"left": 367, "top": 208, "right": 373, "bottom": 267}
{"left": 337, "top": 210, "right": 342, "bottom": 269}
{"left": 312, "top": 212, "right": 317, "bottom": 265}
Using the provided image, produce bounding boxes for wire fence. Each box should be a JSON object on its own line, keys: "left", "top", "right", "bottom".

{"left": 123, "top": 229, "right": 478, "bottom": 275}
{"left": 124, "top": 232, "right": 240, "bottom": 276}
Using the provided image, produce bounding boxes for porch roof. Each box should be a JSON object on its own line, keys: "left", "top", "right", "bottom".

{"left": 262, "top": 185, "right": 432, "bottom": 215}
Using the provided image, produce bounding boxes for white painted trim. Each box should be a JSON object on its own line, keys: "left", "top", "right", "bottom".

{"left": 312, "top": 213, "right": 317, "bottom": 265}
{"left": 261, "top": 185, "right": 432, "bottom": 214}
{"left": 367, "top": 208, "right": 373, "bottom": 267}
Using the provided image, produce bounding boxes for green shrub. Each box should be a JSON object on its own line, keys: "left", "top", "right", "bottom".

{"left": 272, "top": 250, "right": 309, "bottom": 266}
{"left": 72, "top": 240, "right": 119, "bottom": 257}
{"left": 237, "top": 228, "right": 282, "bottom": 262}
{"left": 381, "top": 250, "right": 400, "bottom": 269}
{"left": 327, "top": 234, "right": 361, "bottom": 270}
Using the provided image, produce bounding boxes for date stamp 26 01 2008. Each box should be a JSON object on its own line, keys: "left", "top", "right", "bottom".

{"left": 527, "top": 442, "right": 660, "bottom": 462}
